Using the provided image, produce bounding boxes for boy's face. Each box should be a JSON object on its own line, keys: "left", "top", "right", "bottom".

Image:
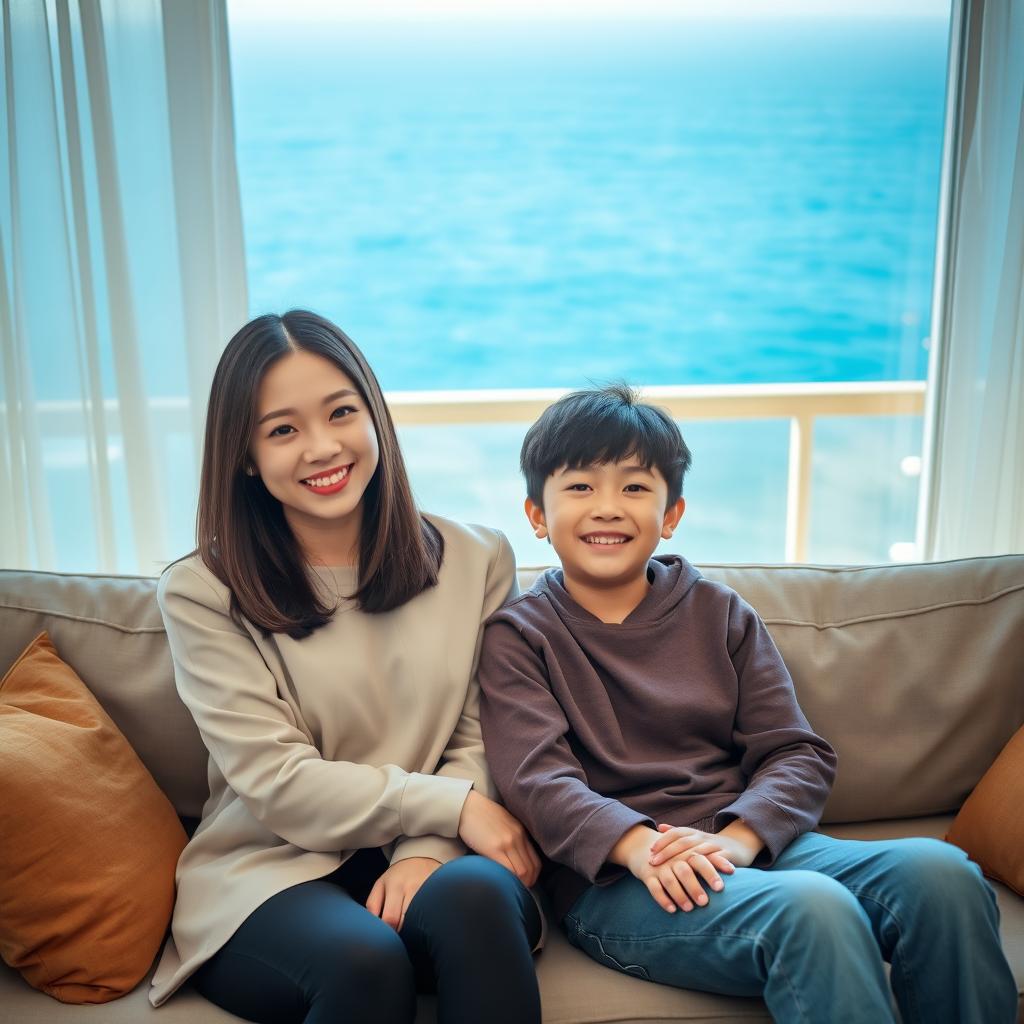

{"left": 526, "top": 456, "right": 685, "bottom": 590}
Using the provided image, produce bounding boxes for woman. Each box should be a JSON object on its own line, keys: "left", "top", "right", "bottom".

{"left": 150, "top": 310, "right": 543, "bottom": 1023}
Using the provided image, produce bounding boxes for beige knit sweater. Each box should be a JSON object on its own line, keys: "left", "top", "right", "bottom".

{"left": 150, "top": 515, "right": 515, "bottom": 1006}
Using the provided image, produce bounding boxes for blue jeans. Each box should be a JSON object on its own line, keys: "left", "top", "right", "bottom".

{"left": 564, "top": 833, "right": 1017, "bottom": 1024}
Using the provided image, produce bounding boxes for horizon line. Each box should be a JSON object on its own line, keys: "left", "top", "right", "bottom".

{"left": 228, "top": 1, "right": 950, "bottom": 25}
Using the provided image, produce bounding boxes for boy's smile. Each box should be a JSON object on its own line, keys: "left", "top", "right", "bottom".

{"left": 581, "top": 531, "right": 631, "bottom": 546}
{"left": 527, "top": 456, "right": 685, "bottom": 622}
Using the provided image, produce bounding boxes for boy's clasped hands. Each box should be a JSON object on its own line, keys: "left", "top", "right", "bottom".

{"left": 611, "top": 819, "right": 764, "bottom": 915}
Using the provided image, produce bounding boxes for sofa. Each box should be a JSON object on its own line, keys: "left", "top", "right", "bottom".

{"left": 1, "top": 554, "right": 1022, "bottom": 1024}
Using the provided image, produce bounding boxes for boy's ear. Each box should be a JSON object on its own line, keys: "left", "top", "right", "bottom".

{"left": 661, "top": 497, "right": 685, "bottom": 540}
{"left": 525, "top": 498, "right": 548, "bottom": 540}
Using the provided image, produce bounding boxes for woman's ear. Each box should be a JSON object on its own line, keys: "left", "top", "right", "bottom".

{"left": 661, "top": 497, "right": 685, "bottom": 539}
{"left": 525, "top": 498, "right": 548, "bottom": 539}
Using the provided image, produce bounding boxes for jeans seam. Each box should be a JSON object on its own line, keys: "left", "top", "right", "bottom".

{"left": 768, "top": 940, "right": 810, "bottom": 1024}
{"left": 568, "top": 921, "right": 810, "bottom": 1023}
{"left": 846, "top": 886, "right": 918, "bottom": 1024}
{"left": 570, "top": 920, "right": 651, "bottom": 979}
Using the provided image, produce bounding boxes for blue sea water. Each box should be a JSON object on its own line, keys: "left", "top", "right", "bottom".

{"left": 230, "top": 17, "right": 948, "bottom": 389}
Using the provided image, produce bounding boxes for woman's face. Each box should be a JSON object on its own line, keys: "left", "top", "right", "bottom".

{"left": 249, "top": 349, "right": 380, "bottom": 565}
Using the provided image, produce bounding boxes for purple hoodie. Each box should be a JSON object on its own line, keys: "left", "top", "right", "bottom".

{"left": 478, "top": 555, "right": 838, "bottom": 918}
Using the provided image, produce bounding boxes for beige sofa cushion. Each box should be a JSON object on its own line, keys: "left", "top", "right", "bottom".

{"left": 519, "top": 554, "right": 1024, "bottom": 823}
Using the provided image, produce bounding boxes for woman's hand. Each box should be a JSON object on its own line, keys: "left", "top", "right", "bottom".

{"left": 366, "top": 856, "right": 441, "bottom": 931}
{"left": 649, "top": 822, "right": 761, "bottom": 869}
{"left": 457, "top": 790, "right": 542, "bottom": 887}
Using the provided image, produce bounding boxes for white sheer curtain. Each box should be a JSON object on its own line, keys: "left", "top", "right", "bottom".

{"left": 918, "top": 0, "right": 1024, "bottom": 559}
{"left": 0, "top": 0, "right": 247, "bottom": 574}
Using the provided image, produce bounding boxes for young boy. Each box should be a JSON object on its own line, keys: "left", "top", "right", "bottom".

{"left": 478, "top": 384, "right": 1017, "bottom": 1024}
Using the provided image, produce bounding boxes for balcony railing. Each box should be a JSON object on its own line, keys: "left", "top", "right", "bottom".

{"left": 27, "top": 379, "right": 926, "bottom": 565}
{"left": 384, "top": 380, "right": 927, "bottom": 562}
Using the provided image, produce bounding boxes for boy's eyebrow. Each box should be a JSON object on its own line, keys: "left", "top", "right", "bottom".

{"left": 257, "top": 389, "right": 357, "bottom": 425}
{"left": 556, "top": 461, "right": 655, "bottom": 476}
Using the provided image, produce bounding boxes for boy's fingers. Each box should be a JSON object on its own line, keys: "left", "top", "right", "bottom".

{"left": 687, "top": 853, "right": 725, "bottom": 893}
{"left": 658, "top": 867, "right": 694, "bottom": 912}
{"left": 645, "top": 877, "right": 678, "bottom": 914}
{"left": 650, "top": 826, "right": 692, "bottom": 853}
{"left": 709, "top": 852, "right": 736, "bottom": 873}
{"left": 650, "top": 836, "right": 711, "bottom": 864}
{"left": 671, "top": 860, "right": 709, "bottom": 906}
{"left": 649, "top": 838, "right": 688, "bottom": 862}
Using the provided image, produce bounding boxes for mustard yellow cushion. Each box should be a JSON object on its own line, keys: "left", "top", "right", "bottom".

{"left": 0, "top": 632, "right": 187, "bottom": 1003}
{"left": 946, "top": 722, "right": 1024, "bottom": 897}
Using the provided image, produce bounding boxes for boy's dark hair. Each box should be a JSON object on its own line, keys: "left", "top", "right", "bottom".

{"left": 521, "top": 383, "right": 692, "bottom": 508}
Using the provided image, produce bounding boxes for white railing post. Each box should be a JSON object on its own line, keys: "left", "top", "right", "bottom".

{"left": 785, "top": 414, "right": 815, "bottom": 563}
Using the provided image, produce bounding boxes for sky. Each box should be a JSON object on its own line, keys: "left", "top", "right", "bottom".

{"left": 228, "top": 0, "right": 951, "bottom": 22}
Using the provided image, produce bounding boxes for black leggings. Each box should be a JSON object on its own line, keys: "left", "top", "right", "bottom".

{"left": 191, "top": 851, "right": 543, "bottom": 1024}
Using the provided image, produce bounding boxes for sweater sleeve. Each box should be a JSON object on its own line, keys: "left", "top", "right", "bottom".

{"left": 158, "top": 563, "right": 470, "bottom": 854}
{"left": 478, "top": 618, "right": 651, "bottom": 883}
{"left": 710, "top": 593, "right": 838, "bottom": 864}
{"left": 390, "top": 530, "right": 519, "bottom": 866}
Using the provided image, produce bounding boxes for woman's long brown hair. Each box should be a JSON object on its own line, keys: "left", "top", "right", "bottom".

{"left": 191, "top": 310, "right": 442, "bottom": 638}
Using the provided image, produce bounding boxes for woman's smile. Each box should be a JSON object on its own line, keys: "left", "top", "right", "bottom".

{"left": 299, "top": 463, "right": 353, "bottom": 494}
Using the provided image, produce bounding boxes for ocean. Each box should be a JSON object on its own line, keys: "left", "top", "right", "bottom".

{"left": 228, "top": 16, "right": 950, "bottom": 567}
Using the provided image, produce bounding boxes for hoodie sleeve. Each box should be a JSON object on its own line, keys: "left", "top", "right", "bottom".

{"left": 710, "top": 593, "right": 838, "bottom": 864}
{"left": 478, "top": 617, "right": 651, "bottom": 883}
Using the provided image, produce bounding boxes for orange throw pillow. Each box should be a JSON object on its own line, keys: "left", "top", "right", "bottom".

{"left": 946, "top": 722, "right": 1024, "bottom": 897}
{"left": 0, "top": 631, "right": 187, "bottom": 1003}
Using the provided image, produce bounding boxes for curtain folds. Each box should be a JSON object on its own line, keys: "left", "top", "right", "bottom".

{"left": 1, "top": 0, "right": 247, "bottom": 573}
{"left": 919, "top": 0, "right": 1024, "bottom": 559}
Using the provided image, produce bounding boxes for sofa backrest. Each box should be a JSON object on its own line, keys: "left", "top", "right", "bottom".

{"left": 2, "top": 555, "right": 1023, "bottom": 824}
{"left": 0, "top": 570, "right": 210, "bottom": 818}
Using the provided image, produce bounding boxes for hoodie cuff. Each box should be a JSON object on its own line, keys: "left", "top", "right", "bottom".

{"left": 712, "top": 793, "right": 798, "bottom": 866}
{"left": 571, "top": 801, "right": 653, "bottom": 883}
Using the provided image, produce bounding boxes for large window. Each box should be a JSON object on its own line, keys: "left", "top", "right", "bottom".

{"left": 228, "top": 1, "right": 951, "bottom": 565}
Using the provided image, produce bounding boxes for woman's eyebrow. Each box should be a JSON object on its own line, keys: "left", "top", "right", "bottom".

{"left": 257, "top": 388, "right": 358, "bottom": 425}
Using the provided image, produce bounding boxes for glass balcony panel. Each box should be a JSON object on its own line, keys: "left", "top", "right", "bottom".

{"left": 399, "top": 418, "right": 790, "bottom": 567}
{"left": 808, "top": 415, "right": 923, "bottom": 564}
{"left": 663, "top": 419, "right": 789, "bottom": 565}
